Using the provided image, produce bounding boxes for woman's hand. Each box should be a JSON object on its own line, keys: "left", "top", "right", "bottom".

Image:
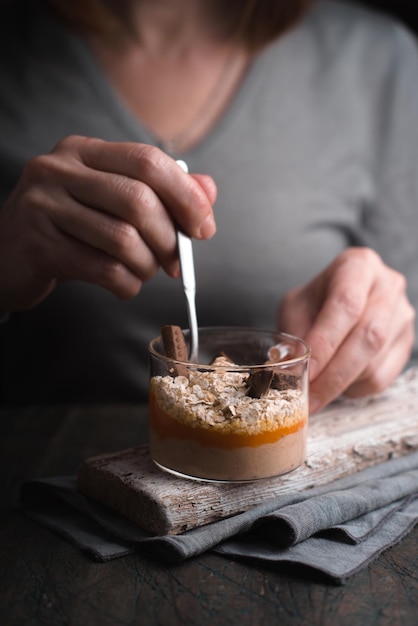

{"left": 0, "top": 136, "right": 217, "bottom": 310}
{"left": 277, "top": 248, "right": 416, "bottom": 413}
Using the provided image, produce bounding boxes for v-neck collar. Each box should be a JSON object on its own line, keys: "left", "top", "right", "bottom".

{"left": 67, "top": 28, "right": 269, "bottom": 160}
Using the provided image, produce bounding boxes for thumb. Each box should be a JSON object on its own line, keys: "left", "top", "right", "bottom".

{"left": 191, "top": 174, "right": 218, "bottom": 206}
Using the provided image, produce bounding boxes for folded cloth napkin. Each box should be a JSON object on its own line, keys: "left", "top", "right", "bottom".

{"left": 20, "top": 451, "right": 418, "bottom": 585}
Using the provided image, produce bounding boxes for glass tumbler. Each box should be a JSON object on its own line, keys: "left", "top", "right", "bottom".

{"left": 148, "top": 326, "right": 310, "bottom": 482}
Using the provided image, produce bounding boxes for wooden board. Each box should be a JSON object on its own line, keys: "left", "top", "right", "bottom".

{"left": 77, "top": 367, "right": 418, "bottom": 535}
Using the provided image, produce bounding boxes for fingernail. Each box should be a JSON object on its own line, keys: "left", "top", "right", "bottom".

{"left": 199, "top": 215, "right": 216, "bottom": 239}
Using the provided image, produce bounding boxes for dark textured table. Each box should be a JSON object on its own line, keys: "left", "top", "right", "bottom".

{"left": 1, "top": 403, "right": 418, "bottom": 626}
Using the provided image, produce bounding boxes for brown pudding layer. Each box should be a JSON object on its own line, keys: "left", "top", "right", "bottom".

{"left": 150, "top": 423, "right": 307, "bottom": 481}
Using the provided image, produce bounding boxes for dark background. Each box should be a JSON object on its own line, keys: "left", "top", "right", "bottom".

{"left": 348, "top": 0, "right": 418, "bottom": 33}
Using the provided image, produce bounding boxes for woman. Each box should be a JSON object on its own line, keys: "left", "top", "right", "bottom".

{"left": 0, "top": 0, "right": 416, "bottom": 410}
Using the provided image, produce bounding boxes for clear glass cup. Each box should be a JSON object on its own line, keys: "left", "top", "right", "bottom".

{"left": 148, "top": 326, "right": 310, "bottom": 482}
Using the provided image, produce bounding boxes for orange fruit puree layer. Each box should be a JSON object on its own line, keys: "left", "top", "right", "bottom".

{"left": 149, "top": 392, "right": 307, "bottom": 449}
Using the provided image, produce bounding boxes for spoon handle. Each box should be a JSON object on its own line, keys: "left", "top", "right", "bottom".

{"left": 176, "top": 160, "right": 199, "bottom": 362}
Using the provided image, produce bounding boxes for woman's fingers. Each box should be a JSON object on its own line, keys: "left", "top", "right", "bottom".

{"left": 303, "top": 250, "right": 376, "bottom": 381}
{"left": 342, "top": 300, "right": 415, "bottom": 399}
{"left": 51, "top": 198, "right": 161, "bottom": 281}
{"left": 277, "top": 251, "right": 372, "bottom": 370}
{"left": 51, "top": 138, "right": 216, "bottom": 275}
{"left": 308, "top": 297, "right": 395, "bottom": 412}
{"left": 278, "top": 248, "right": 416, "bottom": 413}
{"left": 35, "top": 220, "right": 145, "bottom": 300}
{"left": 2, "top": 137, "right": 219, "bottom": 310}
{"left": 190, "top": 173, "right": 218, "bottom": 206}
{"left": 48, "top": 169, "right": 178, "bottom": 277}
{"left": 64, "top": 137, "right": 217, "bottom": 239}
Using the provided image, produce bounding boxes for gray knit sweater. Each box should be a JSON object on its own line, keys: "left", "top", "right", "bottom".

{"left": 1, "top": 0, "right": 418, "bottom": 404}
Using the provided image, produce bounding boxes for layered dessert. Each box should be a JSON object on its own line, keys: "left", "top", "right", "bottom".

{"left": 149, "top": 326, "right": 309, "bottom": 482}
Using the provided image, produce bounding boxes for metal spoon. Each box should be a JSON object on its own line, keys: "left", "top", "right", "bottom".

{"left": 176, "top": 159, "right": 199, "bottom": 363}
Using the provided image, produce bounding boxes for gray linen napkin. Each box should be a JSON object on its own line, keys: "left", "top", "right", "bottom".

{"left": 19, "top": 450, "right": 418, "bottom": 584}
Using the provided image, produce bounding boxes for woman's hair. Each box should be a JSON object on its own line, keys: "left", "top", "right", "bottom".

{"left": 47, "top": 0, "right": 316, "bottom": 50}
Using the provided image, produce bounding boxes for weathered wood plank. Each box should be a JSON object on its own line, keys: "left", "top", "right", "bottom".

{"left": 77, "top": 367, "right": 418, "bottom": 535}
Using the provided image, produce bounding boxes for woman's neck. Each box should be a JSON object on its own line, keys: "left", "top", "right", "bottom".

{"left": 88, "top": 2, "right": 251, "bottom": 153}
{"left": 132, "top": 0, "right": 213, "bottom": 53}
